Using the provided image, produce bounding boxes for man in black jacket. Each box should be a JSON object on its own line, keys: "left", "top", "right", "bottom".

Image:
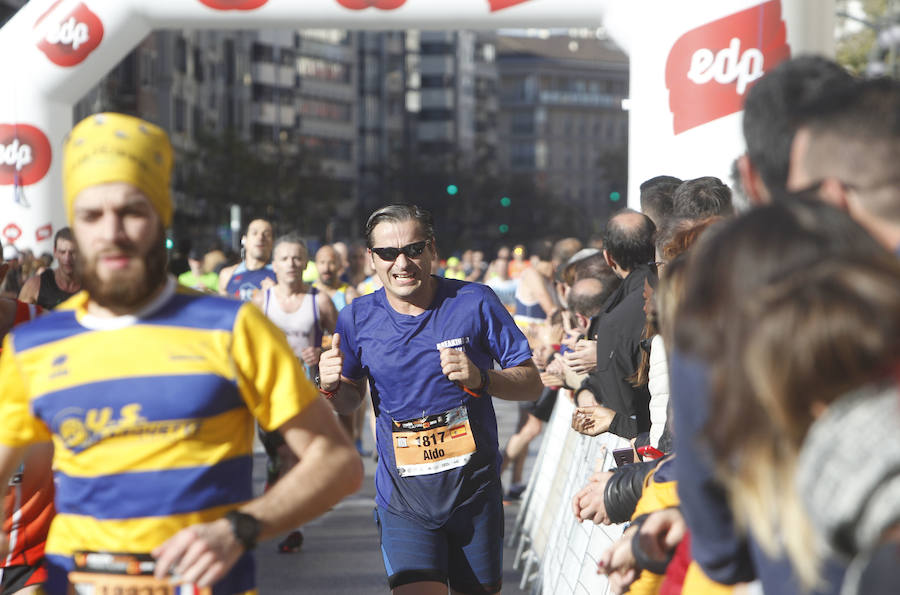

{"left": 572, "top": 209, "right": 656, "bottom": 440}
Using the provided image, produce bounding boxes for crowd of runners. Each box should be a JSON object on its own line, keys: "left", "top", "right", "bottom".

{"left": 0, "top": 54, "right": 897, "bottom": 595}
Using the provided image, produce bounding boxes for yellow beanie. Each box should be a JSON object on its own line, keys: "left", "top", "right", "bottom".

{"left": 63, "top": 113, "right": 173, "bottom": 226}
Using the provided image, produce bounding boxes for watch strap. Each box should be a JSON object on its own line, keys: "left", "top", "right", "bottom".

{"left": 225, "top": 510, "right": 261, "bottom": 552}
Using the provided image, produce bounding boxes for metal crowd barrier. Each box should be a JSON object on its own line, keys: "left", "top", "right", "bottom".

{"left": 509, "top": 392, "right": 629, "bottom": 594}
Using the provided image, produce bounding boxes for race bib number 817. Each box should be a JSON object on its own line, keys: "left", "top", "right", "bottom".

{"left": 392, "top": 405, "right": 476, "bottom": 477}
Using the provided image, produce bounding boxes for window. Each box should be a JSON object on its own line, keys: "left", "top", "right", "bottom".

{"left": 419, "top": 108, "right": 453, "bottom": 122}
{"left": 511, "top": 111, "right": 534, "bottom": 135}
{"left": 421, "top": 74, "right": 454, "bottom": 89}
{"left": 193, "top": 106, "right": 203, "bottom": 136}
{"left": 193, "top": 47, "right": 204, "bottom": 83}
{"left": 175, "top": 37, "right": 187, "bottom": 74}
{"left": 296, "top": 57, "right": 349, "bottom": 83}
{"left": 300, "top": 136, "right": 352, "bottom": 161}
{"left": 510, "top": 142, "right": 535, "bottom": 168}
{"left": 298, "top": 98, "right": 351, "bottom": 121}
{"left": 252, "top": 43, "right": 274, "bottom": 63}
{"left": 224, "top": 39, "right": 236, "bottom": 84}
{"left": 174, "top": 97, "right": 186, "bottom": 133}
{"left": 140, "top": 52, "right": 155, "bottom": 87}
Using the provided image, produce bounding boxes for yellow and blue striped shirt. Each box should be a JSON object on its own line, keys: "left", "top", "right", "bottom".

{"left": 0, "top": 279, "right": 317, "bottom": 594}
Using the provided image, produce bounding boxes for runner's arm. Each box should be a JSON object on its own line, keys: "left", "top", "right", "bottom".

{"left": 0, "top": 444, "right": 26, "bottom": 558}
{"left": 152, "top": 398, "right": 362, "bottom": 586}
{"left": 17, "top": 275, "right": 40, "bottom": 304}
{"left": 482, "top": 359, "right": 542, "bottom": 402}
{"left": 318, "top": 332, "right": 365, "bottom": 414}
{"left": 440, "top": 348, "right": 542, "bottom": 402}
{"left": 520, "top": 267, "right": 558, "bottom": 319}
{"left": 0, "top": 444, "right": 25, "bottom": 492}
{"left": 246, "top": 396, "right": 363, "bottom": 532}
{"left": 317, "top": 292, "right": 339, "bottom": 334}
{"left": 250, "top": 289, "right": 264, "bottom": 310}
{"left": 322, "top": 376, "right": 366, "bottom": 415}
{"left": 217, "top": 264, "right": 236, "bottom": 296}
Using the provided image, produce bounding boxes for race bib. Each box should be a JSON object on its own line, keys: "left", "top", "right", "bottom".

{"left": 392, "top": 405, "right": 477, "bottom": 477}
{"left": 68, "top": 552, "right": 210, "bottom": 595}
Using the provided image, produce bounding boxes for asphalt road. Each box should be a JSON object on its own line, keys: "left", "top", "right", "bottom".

{"left": 253, "top": 398, "right": 538, "bottom": 594}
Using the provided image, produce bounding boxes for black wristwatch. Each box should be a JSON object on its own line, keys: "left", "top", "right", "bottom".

{"left": 225, "top": 510, "right": 261, "bottom": 552}
{"left": 478, "top": 369, "right": 491, "bottom": 395}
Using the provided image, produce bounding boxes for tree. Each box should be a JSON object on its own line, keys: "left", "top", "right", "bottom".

{"left": 180, "top": 129, "right": 344, "bottom": 240}
{"left": 835, "top": 0, "right": 893, "bottom": 74}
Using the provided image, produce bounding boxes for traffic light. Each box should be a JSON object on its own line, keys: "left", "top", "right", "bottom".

{"left": 609, "top": 191, "right": 621, "bottom": 202}
{"left": 165, "top": 238, "right": 174, "bottom": 250}
{"left": 500, "top": 196, "right": 511, "bottom": 207}
{"left": 446, "top": 184, "right": 459, "bottom": 196}
{"left": 498, "top": 224, "right": 509, "bottom": 234}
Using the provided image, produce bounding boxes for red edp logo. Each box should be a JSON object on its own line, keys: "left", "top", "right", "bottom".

{"left": 198, "top": 0, "right": 269, "bottom": 10}
{"left": 34, "top": 1, "right": 104, "bottom": 67}
{"left": 488, "top": 0, "right": 532, "bottom": 11}
{"left": 0, "top": 124, "right": 52, "bottom": 187}
{"left": 335, "top": 0, "right": 406, "bottom": 9}
{"left": 665, "top": 0, "right": 791, "bottom": 135}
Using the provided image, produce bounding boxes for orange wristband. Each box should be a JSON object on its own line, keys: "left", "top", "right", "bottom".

{"left": 319, "top": 382, "right": 340, "bottom": 399}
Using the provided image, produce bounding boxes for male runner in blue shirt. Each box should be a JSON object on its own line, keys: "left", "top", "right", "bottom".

{"left": 319, "top": 204, "right": 542, "bottom": 595}
{"left": 218, "top": 219, "right": 276, "bottom": 301}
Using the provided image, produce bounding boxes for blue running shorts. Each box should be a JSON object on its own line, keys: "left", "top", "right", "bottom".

{"left": 374, "top": 488, "right": 504, "bottom": 594}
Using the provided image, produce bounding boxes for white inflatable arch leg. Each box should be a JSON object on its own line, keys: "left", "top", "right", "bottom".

{"left": 0, "top": 0, "right": 831, "bottom": 252}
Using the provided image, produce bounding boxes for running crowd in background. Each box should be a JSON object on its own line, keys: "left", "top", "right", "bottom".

{"left": 0, "top": 54, "right": 898, "bottom": 595}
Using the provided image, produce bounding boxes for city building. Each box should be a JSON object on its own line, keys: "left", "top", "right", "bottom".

{"left": 412, "top": 31, "right": 499, "bottom": 172}
{"left": 356, "top": 31, "right": 412, "bottom": 217}
{"left": 497, "top": 33, "right": 629, "bottom": 235}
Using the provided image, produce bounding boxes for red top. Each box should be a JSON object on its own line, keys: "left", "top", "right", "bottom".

{"left": 1, "top": 300, "right": 53, "bottom": 570}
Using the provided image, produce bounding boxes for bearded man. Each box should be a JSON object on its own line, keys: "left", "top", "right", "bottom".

{"left": 0, "top": 112, "right": 362, "bottom": 594}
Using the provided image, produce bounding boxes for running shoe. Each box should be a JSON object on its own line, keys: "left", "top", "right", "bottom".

{"left": 504, "top": 483, "right": 526, "bottom": 502}
{"left": 278, "top": 530, "right": 304, "bottom": 553}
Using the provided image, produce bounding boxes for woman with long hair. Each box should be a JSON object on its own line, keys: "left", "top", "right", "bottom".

{"left": 673, "top": 198, "right": 897, "bottom": 594}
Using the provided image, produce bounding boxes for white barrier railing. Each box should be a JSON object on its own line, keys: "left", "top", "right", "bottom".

{"left": 510, "top": 392, "right": 629, "bottom": 594}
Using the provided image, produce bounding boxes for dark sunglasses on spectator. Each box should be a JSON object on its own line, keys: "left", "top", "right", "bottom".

{"left": 371, "top": 240, "right": 430, "bottom": 261}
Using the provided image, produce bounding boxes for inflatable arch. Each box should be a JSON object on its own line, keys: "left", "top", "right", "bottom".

{"left": 0, "top": 0, "right": 832, "bottom": 251}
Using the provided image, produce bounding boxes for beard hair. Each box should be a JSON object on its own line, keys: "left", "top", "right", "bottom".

{"left": 78, "top": 223, "right": 169, "bottom": 310}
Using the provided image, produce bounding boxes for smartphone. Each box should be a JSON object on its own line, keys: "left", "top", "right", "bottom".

{"left": 612, "top": 447, "right": 634, "bottom": 467}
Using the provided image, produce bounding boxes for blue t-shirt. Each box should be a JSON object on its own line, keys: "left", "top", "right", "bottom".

{"left": 335, "top": 277, "right": 532, "bottom": 527}
{"left": 225, "top": 263, "right": 276, "bottom": 302}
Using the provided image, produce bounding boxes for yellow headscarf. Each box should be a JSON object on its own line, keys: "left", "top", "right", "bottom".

{"left": 63, "top": 113, "right": 173, "bottom": 226}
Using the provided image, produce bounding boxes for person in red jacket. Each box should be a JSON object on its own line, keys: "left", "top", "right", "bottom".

{"left": 0, "top": 263, "right": 54, "bottom": 595}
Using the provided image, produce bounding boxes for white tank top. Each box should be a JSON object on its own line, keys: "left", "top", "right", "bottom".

{"left": 262, "top": 287, "right": 320, "bottom": 361}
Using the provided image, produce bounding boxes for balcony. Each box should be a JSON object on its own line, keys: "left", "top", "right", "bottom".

{"left": 420, "top": 89, "right": 454, "bottom": 109}
{"left": 252, "top": 102, "right": 295, "bottom": 126}
{"left": 417, "top": 121, "right": 454, "bottom": 142}
{"left": 419, "top": 55, "right": 455, "bottom": 75}
{"left": 251, "top": 63, "right": 295, "bottom": 87}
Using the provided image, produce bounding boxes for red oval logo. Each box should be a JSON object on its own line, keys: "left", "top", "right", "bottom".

{"left": 488, "top": 0, "right": 532, "bottom": 11}
{"left": 36, "top": 224, "right": 53, "bottom": 243}
{"left": 3, "top": 223, "right": 22, "bottom": 243}
{"left": 665, "top": 0, "right": 791, "bottom": 134}
{"left": 0, "top": 124, "right": 52, "bottom": 187}
{"left": 336, "top": 0, "right": 407, "bottom": 9}
{"left": 198, "top": 0, "right": 269, "bottom": 9}
{"left": 34, "top": 1, "right": 104, "bottom": 67}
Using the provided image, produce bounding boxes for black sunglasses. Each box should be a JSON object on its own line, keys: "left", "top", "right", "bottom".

{"left": 371, "top": 240, "right": 430, "bottom": 262}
